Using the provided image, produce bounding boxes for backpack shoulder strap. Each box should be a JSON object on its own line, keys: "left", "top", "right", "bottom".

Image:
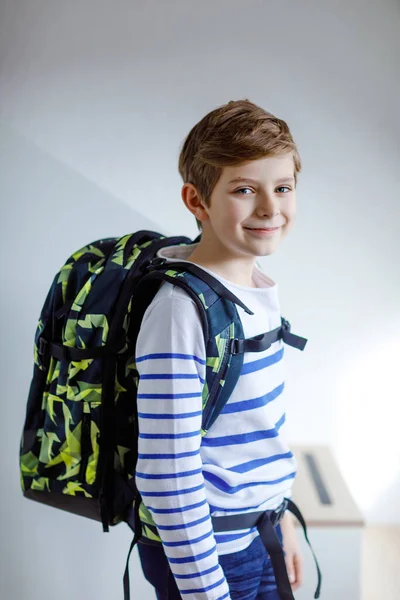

{"left": 140, "top": 260, "right": 308, "bottom": 433}
{"left": 138, "top": 263, "right": 246, "bottom": 434}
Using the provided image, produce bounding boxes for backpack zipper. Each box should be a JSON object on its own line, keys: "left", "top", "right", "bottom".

{"left": 79, "top": 411, "right": 92, "bottom": 482}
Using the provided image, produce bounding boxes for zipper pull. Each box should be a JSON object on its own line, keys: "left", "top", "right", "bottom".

{"left": 79, "top": 412, "right": 92, "bottom": 481}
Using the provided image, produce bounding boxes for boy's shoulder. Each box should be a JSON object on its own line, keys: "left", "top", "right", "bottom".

{"left": 147, "top": 279, "right": 198, "bottom": 308}
{"left": 140, "top": 279, "right": 203, "bottom": 329}
{"left": 136, "top": 279, "right": 206, "bottom": 357}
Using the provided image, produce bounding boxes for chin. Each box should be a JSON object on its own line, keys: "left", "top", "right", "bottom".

{"left": 259, "top": 247, "right": 279, "bottom": 257}
{"left": 257, "top": 238, "right": 283, "bottom": 254}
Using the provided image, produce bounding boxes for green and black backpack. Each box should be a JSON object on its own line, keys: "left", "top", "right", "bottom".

{"left": 19, "top": 230, "right": 308, "bottom": 598}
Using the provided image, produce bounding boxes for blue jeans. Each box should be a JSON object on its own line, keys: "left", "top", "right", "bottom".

{"left": 137, "top": 525, "right": 283, "bottom": 600}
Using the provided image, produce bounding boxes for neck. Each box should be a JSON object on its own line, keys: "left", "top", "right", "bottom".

{"left": 186, "top": 236, "right": 257, "bottom": 288}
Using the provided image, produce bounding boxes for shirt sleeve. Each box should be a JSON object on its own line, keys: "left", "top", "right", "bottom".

{"left": 134, "top": 285, "right": 231, "bottom": 600}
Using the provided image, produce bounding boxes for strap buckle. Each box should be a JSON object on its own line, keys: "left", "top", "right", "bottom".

{"left": 144, "top": 257, "right": 167, "bottom": 272}
{"left": 38, "top": 337, "right": 48, "bottom": 357}
{"left": 230, "top": 338, "right": 240, "bottom": 355}
{"left": 271, "top": 498, "right": 289, "bottom": 526}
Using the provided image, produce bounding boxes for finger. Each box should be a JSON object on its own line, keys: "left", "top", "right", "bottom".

{"left": 285, "top": 553, "right": 296, "bottom": 586}
{"left": 292, "top": 553, "right": 304, "bottom": 589}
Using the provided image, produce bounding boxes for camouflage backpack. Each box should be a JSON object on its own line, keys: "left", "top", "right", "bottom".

{"left": 19, "top": 230, "right": 307, "bottom": 598}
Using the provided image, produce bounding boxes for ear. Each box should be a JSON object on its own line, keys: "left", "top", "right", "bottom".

{"left": 181, "top": 183, "right": 210, "bottom": 225}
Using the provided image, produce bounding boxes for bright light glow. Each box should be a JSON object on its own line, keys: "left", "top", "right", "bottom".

{"left": 335, "top": 330, "right": 400, "bottom": 519}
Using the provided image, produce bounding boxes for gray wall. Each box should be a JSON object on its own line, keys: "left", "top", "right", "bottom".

{"left": 1, "top": 1, "right": 399, "bottom": 599}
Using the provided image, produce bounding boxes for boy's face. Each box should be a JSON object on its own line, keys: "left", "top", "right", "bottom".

{"left": 200, "top": 153, "right": 296, "bottom": 260}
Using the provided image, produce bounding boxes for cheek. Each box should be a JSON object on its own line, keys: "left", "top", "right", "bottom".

{"left": 282, "top": 198, "right": 296, "bottom": 222}
{"left": 212, "top": 198, "right": 251, "bottom": 231}
{"left": 224, "top": 202, "right": 249, "bottom": 226}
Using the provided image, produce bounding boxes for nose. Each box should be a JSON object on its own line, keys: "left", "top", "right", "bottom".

{"left": 256, "top": 190, "right": 280, "bottom": 218}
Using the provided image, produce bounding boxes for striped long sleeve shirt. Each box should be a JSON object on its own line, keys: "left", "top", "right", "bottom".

{"left": 135, "top": 243, "right": 297, "bottom": 600}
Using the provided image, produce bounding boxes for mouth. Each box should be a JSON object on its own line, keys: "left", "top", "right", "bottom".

{"left": 244, "top": 226, "right": 281, "bottom": 232}
{"left": 243, "top": 226, "right": 281, "bottom": 238}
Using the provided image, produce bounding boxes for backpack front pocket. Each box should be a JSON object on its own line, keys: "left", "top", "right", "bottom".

{"left": 36, "top": 387, "right": 101, "bottom": 492}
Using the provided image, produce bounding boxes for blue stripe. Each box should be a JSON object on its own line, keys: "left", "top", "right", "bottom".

{"left": 137, "top": 392, "right": 202, "bottom": 399}
{"left": 139, "top": 374, "right": 205, "bottom": 385}
{"left": 167, "top": 544, "right": 217, "bottom": 564}
{"left": 146, "top": 499, "right": 207, "bottom": 514}
{"left": 140, "top": 483, "right": 205, "bottom": 497}
{"left": 209, "top": 502, "right": 269, "bottom": 513}
{"left": 180, "top": 576, "right": 226, "bottom": 594}
{"left": 241, "top": 348, "right": 283, "bottom": 375}
{"left": 227, "top": 451, "right": 294, "bottom": 474}
{"left": 163, "top": 529, "right": 213, "bottom": 547}
{"left": 136, "top": 467, "right": 203, "bottom": 479}
{"left": 217, "top": 593, "right": 230, "bottom": 600}
{"left": 157, "top": 514, "right": 211, "bottom": 531}
{"left": 174, "top": 564, "right": 220, "bottom": 580}
{"left": 139, "top": 373, "right": 200, "bottom": 380}
{"left": 221, "top": 383, "right": 284, "bottom": 415}
{"left": 204, "top": 470, "right": 296, "bottom": 493}
{"left": 201, "top": 414, "right": 285, "bottom": 447}
{"left": 138, "top": 410, "right": 202, "bottom": 420}
{"left": 215, "top": 527, "right": 258, "bottom": 544}
{"left": 136, "top": 352, "right": 206, "bottom": 365}
{"left": 139, "top": 430, "right": 199, "bottom": 439}
{"left": 138, "top": 449, "right": 200, "bottom": 460}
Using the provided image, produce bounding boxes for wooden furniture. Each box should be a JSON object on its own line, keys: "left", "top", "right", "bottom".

{"left": 291, "top": 445, "right": 365, "bottom": 599}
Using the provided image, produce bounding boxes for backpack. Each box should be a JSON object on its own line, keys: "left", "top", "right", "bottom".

{"left": 19, "top": 230, "right": 308, "bottom": 598}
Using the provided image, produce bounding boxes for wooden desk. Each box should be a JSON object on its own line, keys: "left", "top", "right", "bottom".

{"left": 290, "top": 445, "right": 365, "bottom": 600}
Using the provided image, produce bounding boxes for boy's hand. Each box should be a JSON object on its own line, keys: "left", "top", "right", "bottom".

{"left": 280, "top": 511, "right": 304, "bottom": 591}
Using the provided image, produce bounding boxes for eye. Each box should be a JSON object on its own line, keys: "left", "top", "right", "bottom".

{"left": 276, "top": 186, "right": 291, "bottom": 193}
{"left": 234, "top": 187, "right": 254, "bottom": 195}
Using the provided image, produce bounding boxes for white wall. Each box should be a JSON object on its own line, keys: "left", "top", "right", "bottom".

{"left": 1, "top": 1, "right": 399, "bottom": 599}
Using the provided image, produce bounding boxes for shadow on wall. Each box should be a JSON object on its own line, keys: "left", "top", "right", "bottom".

{"left": 0, "top": 119, "right": 172, "bottom": 275}
{"left": 0, "top": 120, "right": 173, "bottom": 600}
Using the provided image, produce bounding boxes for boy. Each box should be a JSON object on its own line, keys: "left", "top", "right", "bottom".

{"left": 134, "top": 99, "right": 304, "bottom": 599}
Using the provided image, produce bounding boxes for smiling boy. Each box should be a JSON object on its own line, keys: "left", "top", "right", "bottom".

{"left": 134, "top": 99, "right": 304, "bottom": 600}
{"left": 182, "top": 153, "right": 296, "bottom": 287}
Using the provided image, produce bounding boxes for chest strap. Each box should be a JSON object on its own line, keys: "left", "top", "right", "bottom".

{"left": 230, "top": 318, "right": 307, "bottom": 354}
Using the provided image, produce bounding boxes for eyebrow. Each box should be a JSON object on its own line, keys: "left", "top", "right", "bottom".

{"left": 227, "top": 176, "right": 295, "bottom": 185}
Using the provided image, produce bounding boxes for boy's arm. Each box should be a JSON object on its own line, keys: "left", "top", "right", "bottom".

{"left": 280, "top": 512, "right": 304, "bottom": 591}
{"left": 135, "top": 291, "right": 231, "bottom": 600}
